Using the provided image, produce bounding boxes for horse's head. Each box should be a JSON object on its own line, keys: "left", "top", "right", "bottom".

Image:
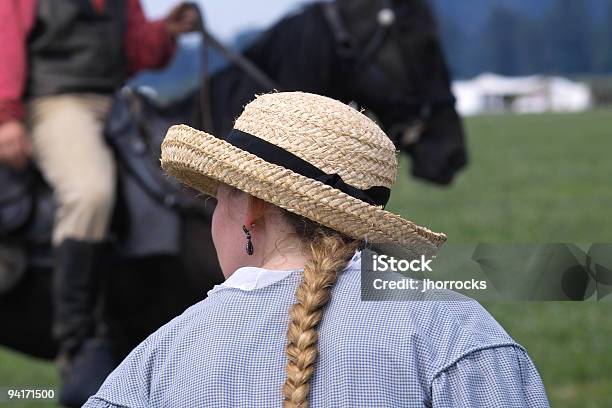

{"left": 332, "top": 0, "right": 467, "bottom": 185}
{"left": 205, "top": 0, "right": 466, "bottom": 184}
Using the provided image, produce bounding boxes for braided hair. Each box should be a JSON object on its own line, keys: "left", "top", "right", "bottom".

{"left": 281, "top": 211, "right": 362, "bottom": 407}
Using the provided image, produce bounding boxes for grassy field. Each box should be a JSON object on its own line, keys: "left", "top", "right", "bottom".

{"left": 1, "top": 109, "right": 611, "bottom": 407}
{"left": 391, "top": 109, "right": 612, "bottom": 407}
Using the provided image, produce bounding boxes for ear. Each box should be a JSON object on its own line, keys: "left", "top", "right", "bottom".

{"left": 244, "top": 196, "right": 268, "bottom": 229}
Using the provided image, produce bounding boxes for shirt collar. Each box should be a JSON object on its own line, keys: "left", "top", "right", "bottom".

{"left": 206, "top": 250, "right": 361, "bottom": 296}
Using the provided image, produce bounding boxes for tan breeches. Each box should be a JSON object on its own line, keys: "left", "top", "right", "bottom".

{"left": 27, "top": 94, "right": 116, "bottom": 246}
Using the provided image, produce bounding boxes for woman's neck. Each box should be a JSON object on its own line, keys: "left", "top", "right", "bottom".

{"left": 257, "top": 239, "right": 307, "bottom": 271}
{"left": 253, "top": 222, "right": 307, "bottom": 271}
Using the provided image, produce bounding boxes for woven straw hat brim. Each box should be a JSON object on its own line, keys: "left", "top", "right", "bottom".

{"left": 161, "top": 124, "right": 446, "bottom": 256}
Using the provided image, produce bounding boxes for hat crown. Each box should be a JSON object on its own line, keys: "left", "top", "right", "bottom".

{"left": 233, "top": 92, "right": 398, "bottom": 190}
{"left": 160, "top": 91, "right": 446, "bottom": 251}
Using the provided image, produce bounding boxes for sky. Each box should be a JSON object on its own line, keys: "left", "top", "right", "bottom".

{"left": 141, "top": 0, "right": 317, "bottom": 41}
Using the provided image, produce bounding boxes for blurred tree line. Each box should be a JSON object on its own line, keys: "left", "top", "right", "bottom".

{"left": 433, "top": 0, "right": 612, "bottom": 78}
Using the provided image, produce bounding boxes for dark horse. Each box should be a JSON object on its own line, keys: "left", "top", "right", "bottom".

{"left": 0, "top": 0, "right": 465, "bottom": 361}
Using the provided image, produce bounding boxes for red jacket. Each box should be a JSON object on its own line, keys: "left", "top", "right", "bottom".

{"left": 0, "top": 0, "right": 176, "bottom": 124}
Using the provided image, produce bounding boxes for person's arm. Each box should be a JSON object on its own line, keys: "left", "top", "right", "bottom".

{"left": 0, "top": 0, "right": 35, "bottom": 123}
{"left": 430, "top": 345, "right": 550, "bottom": 407}
{"left": 82, "top": 397, "right": 124, "bottom": 408}
{"left": 0, "top": 0, "right": 35, "bottom": 169}
{"left": 82, "top": 334, "right": 155, "bottom": 408}
{"left": 125, "top": 0, "right": 199, "bottom": 76}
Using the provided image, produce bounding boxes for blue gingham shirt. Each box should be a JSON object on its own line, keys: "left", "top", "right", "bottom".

{"left": 85, "top": 251, "right": 549, "bottom": 407}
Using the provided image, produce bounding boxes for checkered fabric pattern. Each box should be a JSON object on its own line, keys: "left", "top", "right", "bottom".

{"left": 84, "top": 252, "right": 549, "bottom": 407}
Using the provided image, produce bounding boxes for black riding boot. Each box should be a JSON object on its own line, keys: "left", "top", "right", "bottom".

{"left": 53, "top": 238, "right": 116, "bottom": 407}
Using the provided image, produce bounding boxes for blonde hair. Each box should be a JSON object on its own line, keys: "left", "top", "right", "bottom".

{"left": 282, "top": 211, "right": 362, "bottom": 407}
{"left": 224, "top": 186, "right": 362, "bottom": 406}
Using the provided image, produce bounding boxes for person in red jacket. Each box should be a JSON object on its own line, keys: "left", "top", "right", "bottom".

{"left": 0, "top": 0, "right": 198, "bottom": 405}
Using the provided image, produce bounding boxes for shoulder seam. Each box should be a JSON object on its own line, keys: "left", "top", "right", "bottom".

{"left": 87, "top": 396, "right": 134, "bottom": 408}
{"left": 428, "top": 343, "right": 527, "bottom": 398}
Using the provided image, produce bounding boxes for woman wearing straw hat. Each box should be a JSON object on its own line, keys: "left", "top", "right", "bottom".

{"left": 85, "top": 92, "right": 548, "bottom": 407}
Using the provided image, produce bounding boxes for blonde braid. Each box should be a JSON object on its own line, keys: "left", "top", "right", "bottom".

{"left": 282, "top": 230, "right": 360, "bottom": 408}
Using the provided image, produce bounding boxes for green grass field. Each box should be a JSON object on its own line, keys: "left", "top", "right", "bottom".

{"left": 1, "top": 109, "right": 611, "bottom": 407}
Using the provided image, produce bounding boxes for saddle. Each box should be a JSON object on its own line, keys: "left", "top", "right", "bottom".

{"left": 0, "top": 87, "right": 208, "bottom": 264}
{"left": 0, "top": 168, "right": 35, "bottom": 238}
{"left": 0, "top": 161, "right": 54, "bottom": 292}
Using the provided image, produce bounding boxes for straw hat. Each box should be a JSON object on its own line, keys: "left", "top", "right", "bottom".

{"left": 161, "top": 92, "right": 446, "bottom": 255}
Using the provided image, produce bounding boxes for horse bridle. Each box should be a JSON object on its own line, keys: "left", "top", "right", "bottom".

{"left": 192, "top": 0, "right": 454, "bottom": 137}
{"left": 323, "top": 0, "right": 396, "bottom": 65}
{"left": 322, "top": 0, "right": 455, "bottom": 122}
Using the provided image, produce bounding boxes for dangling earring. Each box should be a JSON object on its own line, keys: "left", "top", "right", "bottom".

{"left": 242, "top": 225, "right": 254, "bottom": 255}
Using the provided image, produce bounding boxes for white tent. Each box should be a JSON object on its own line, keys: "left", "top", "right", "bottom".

{"left": 452, "top": 73, "right": 592, "bottom": 116}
